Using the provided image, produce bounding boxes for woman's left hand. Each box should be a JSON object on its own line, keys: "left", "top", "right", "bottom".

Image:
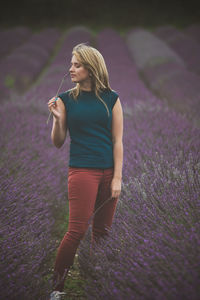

{"left": 110, "top": 178, "right": 122, "bottom": 199}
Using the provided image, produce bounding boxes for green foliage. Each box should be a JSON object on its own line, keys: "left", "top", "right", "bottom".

{"left": 5, "top": 75, "right": 15, "bottom": 88}
{"left": 64, "top": 254, "right": 87, "bottom": 299}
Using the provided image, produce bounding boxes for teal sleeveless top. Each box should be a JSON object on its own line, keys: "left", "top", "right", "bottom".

{"left": 58, "top": 88, "right": 119, "bottom": 169}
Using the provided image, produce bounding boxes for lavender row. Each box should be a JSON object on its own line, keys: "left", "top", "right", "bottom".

{"left": 78, "top": 28, "right": 200, "bottom": 300}
{"left": 0, "top": 28, "right": 61, "bottom": 100}
{"left": 153, "top": 25, "right": 200, "bottom": 76}
{"left": 126, "top": 28, "right": 200, "bottom": 128}
{"left": 0, "top": 102, "right": 69, "bottom": 300}
{"left": 0, "top": 26, "right": 31, "bottom": 60}
{"left": 184, "top": 23, "right": 200, "bottom": 43}
{"left": 0, "top": 27, "right": 93, "bottom": 300}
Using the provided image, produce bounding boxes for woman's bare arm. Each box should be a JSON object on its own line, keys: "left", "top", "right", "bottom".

{"left": 48, "top": 97, "right": 68, "bottom": 148}
{"left": 111, "top": 98, "right": 123, "bottom": 180}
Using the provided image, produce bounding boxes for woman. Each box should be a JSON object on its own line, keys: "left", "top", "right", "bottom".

{"left": 47, "top": 43, "right": 123, "bottom": 300}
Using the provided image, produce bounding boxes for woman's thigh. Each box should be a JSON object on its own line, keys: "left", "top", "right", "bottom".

{"left": 67, "top": 167, "right": 103, "bottom": 227}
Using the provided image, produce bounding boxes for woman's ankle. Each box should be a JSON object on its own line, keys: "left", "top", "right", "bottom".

{"left": 52, "top": 267, "right": 70, "bottom": 291}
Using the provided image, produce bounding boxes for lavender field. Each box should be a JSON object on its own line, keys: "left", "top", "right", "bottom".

{"left": 0, "top": 25, "right": 200, "bottom": 300}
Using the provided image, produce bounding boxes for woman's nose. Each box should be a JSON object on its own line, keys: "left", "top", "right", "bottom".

{"left": 69, "top": 65, "right": 74, "bottom": 72}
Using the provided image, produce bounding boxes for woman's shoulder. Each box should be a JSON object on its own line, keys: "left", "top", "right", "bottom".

{"left": 100, "top": 88, "right": 119, "bottom": 110}
{"left": 58, "top": 89, "right": 76, "bottom": 104}
{"left": 104, "top": 88, "right": 119, "bottom": 99}
{"left": 101, "top": 88, "right": 119, "bottom": 98}
{"left": 58, "top": 88, "right": 73, "bottom": 98}
{"left": 110, "top": 89, "right": 119, "bottom": 99}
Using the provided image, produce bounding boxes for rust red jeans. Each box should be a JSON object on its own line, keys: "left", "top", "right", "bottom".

{"left": 53, "top": 166, "right": 119, "bottom": 291}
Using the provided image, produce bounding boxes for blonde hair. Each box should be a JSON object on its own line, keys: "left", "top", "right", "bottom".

{"left": 69, "top": 43, "right": 112, "bottom": 117}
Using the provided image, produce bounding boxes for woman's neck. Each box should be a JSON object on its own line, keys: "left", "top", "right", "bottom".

{"left": 79, "top": 80, "right": 92, "bottom": 91}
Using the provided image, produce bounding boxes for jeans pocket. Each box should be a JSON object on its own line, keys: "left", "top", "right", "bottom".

{"left": 68, "top": 167, "right": 78, "bottom": 177}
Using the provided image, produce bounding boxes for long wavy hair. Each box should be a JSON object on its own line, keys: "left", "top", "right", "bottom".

{"left": 69, "top": 43, "right": 112, "bottom": 117}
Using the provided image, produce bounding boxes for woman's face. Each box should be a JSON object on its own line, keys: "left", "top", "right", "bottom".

{"left": 69, "top": 55, "right": 90, "bottom": 84}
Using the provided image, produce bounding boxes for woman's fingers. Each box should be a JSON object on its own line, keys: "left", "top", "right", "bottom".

{"left": 111, "top": 189, "right": 121, "bottom": 198}
{"left": 111, "top": 178, "right": 121, "bottom": 198}
{"left": 47, "top": 97, "right": 58, "bottom": 111}
{"left": 47, "top": 97, "right": 61, "bottom": 120}
{"left": 48, "top": 96, "right": 58, "bottom": 105}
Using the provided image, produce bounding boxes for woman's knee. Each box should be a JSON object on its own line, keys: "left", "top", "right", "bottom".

{"left": 64, "top": 226, "right": 88, "bottom": 242}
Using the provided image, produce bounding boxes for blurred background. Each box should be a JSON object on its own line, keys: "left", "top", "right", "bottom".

{"left": 1, "top": 0, "right": 200, "bottom": 31}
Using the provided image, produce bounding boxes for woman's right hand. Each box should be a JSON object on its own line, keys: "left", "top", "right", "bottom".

{"left": 47, "top": 96, "right": 62, "bottom": 120}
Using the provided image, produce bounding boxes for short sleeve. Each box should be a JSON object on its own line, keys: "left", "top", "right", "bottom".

{"left": 110, "top": 90, "right": 119, "bottom": 109}
{"left": 58, "top": 91, "right": 69, "bottom": 112}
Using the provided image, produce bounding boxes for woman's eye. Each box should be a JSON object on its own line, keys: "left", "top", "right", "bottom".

{"left": 70, "top": 63, "right": 81, "bottom": 68}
